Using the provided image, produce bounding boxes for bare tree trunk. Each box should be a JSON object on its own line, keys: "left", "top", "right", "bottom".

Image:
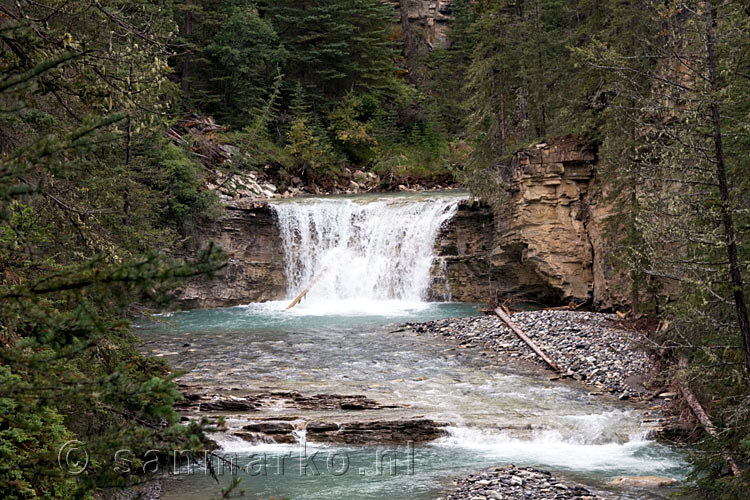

{"left": 704, "top": 0, "right": 750, "bottom": 376}
{"left": 630, "top": 186, "right": 639, "bottom": 315}
{"left": 181, "top": 0, "right": 193, "bottom": 95}
{"left": 678, "top": 356, "right": 742, "bottom": 476}
{"left": 534, "top": 0, "right": 546, "bottom": 137}
{"left": 491, "top": 70, "right": 506, "bottom": 157}
{"left": 629, "top": 108, "right": 639, "bottom": 315}
{"left": 124, "top": 47, "right": 133, "bottom": 227}
{"left": 494, "top": 308, "right": 562, "bottom": 372}
{"left": 399, "top": 0, "right": 419, "bottom": 84}
{"left": 499, "top": 91, "right": 506, "bottom": 157}
{"left": 126, "top": 56, "right": 132, "bottom": 167}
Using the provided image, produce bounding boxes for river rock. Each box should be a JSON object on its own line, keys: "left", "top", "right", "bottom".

{"left": 266, "top": 391, "right": 399, "bottom": 411}
{"left": 238, "top": 422, "right": 297, "bottom": 444}
{"left": 305, "top": 418, "right": 447, "bottom": 444}
{"left": 198, "top": 396, "right": 260, "bottom": 412}
{"left": 176, "top": 391, "right": 399, "bottom": 413}
{"left": 230, "top": 418, "right": 448, "bottom": 445}
{"left": 242, "top": 422, "right": 295, "bottom": 434}
{"left": 443, "top": 465, "right": 608, "bottom": 500}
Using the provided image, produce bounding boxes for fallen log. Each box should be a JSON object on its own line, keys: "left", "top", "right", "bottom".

{"left": 494, "top": 307, "right": 562, "bottom": 372}
{"left": 544, "top": 300, "right": 584, "bottom": 311}
{"left": 677, "top": 355, "right": 741, "bottom": 477}
{"left": 285, "top": 267, "right": 328, "bottom": 310}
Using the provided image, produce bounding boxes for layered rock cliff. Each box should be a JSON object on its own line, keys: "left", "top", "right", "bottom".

{"left": 177, "top": 138, "right": 627, "bottom": 310}
{"left": 174, "top": 201, "right": 285, "bottom": 309}
{"left": 433, "top": 137, "right": 628, "bottom": 309}
{"left": 498, "top": 139, "right": 596, "bottom": 302}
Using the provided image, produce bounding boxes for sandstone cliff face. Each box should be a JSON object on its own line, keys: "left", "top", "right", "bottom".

{"left": 499, "top": 139, "right": 596, "bottom": 302}
{"left": 434, "top": 138, "right": 629, "bottom": 309}
{"left": 174, "top": 201, "right": 285, "bottom": 308}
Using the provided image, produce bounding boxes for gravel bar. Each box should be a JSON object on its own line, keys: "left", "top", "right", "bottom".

{"left": 404, "top": 310, "right": 651, "bottom": 398}
{"left": 443, "top": 465, "right": 609, "bottom": 500}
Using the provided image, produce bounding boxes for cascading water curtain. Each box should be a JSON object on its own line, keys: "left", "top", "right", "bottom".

{"left": 272, "top": 196, "right": 462, "bottom": 303}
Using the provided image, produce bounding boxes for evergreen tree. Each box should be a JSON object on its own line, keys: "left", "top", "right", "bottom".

{"left": 426, "top": 0, "right": 477, "bottom": 135}
{"left": 572, "top": 0, "right": 661, "bottom": 312}
{"left": 176, "top": 0, "right": 287, "bottom": 126}
{"left": 1, "top": 2, "right": 226, "bottom": 498}
{"left": 263, "top": 0, "right": 398, "bottom": 108}
{"left": 626, "top": 2, "right": 750, "bottom": 494}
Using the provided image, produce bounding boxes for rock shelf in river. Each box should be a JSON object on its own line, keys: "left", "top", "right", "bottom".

{"left": 234, "top": 418, "right": 448, "bottom": 445}
{"left": 175, "top": 390, "right": 401, "bottom": 413}
{"left": 404, "top": 311, "right": 651, "bottom": 397}
{"left": 305, "top": 418, "right": 447, "bottom": 444}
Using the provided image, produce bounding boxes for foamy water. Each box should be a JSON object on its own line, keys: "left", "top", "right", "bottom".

{"left": 272, "top": 193, "right": 463, "bottom": 306}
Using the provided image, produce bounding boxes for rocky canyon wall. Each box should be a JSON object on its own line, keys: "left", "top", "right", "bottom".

{"left": 173, "top": 201, "right": 285, "bottom": 309}
{"left": 434, "top": 137, "right": 628, "bottom": 309}
{"left": 390, "top": 0, "right": 453, "bottom": 51}
{"left": 176, "top": 138, "right": 626, "bottom": 310}
{"left": 383, "top": 0, "right": 453, "bottom": 82}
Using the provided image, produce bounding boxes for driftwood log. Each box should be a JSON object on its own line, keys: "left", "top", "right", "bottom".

{"left": 677, "top": 355, "right": 741, "bottom": 477}
{"left": 494, "top": 307, "right": 562, "bottom": 372}
{"left": 285, "top": 267, "right": 328, "bottom": 310}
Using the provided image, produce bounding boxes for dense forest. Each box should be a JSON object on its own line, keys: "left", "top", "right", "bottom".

{"left": 1, "top": 0, "right": 750, "bottom": 498}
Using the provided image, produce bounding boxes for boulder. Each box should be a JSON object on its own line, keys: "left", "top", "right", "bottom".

{"left": 353, "top": 170, "right": 369, "bottom": 184}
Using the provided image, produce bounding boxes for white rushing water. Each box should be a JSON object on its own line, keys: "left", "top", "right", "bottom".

{"left": 271, "top": 193, "right": 463, "bottom": 310}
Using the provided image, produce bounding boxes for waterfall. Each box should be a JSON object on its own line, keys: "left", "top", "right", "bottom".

{"left": 271, "top": 194, "right": 463, "bottom": 305}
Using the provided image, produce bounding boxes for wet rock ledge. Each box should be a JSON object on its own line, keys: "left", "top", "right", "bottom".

{"left": 443, "top": 465, "right": 607, "bottom": 500}
{"left": 175, "top": 390, "right": 399, "bottom": 412}
{"left": 406, "top": 310, "right": 650, "bottom": 398}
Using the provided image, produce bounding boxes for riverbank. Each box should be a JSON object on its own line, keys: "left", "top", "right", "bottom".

{"left": 207, "top": 160, "right": 461, "bottom": 203}
{"left": 404, "top": 310, "right": 658, "bottom": 399}
{"left": 402, "top": 310, "right": 684, "bottom": 499}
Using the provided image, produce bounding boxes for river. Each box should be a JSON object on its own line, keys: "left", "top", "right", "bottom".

{"left": 136, "top": 192, "right": 686, "bottom": 499}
